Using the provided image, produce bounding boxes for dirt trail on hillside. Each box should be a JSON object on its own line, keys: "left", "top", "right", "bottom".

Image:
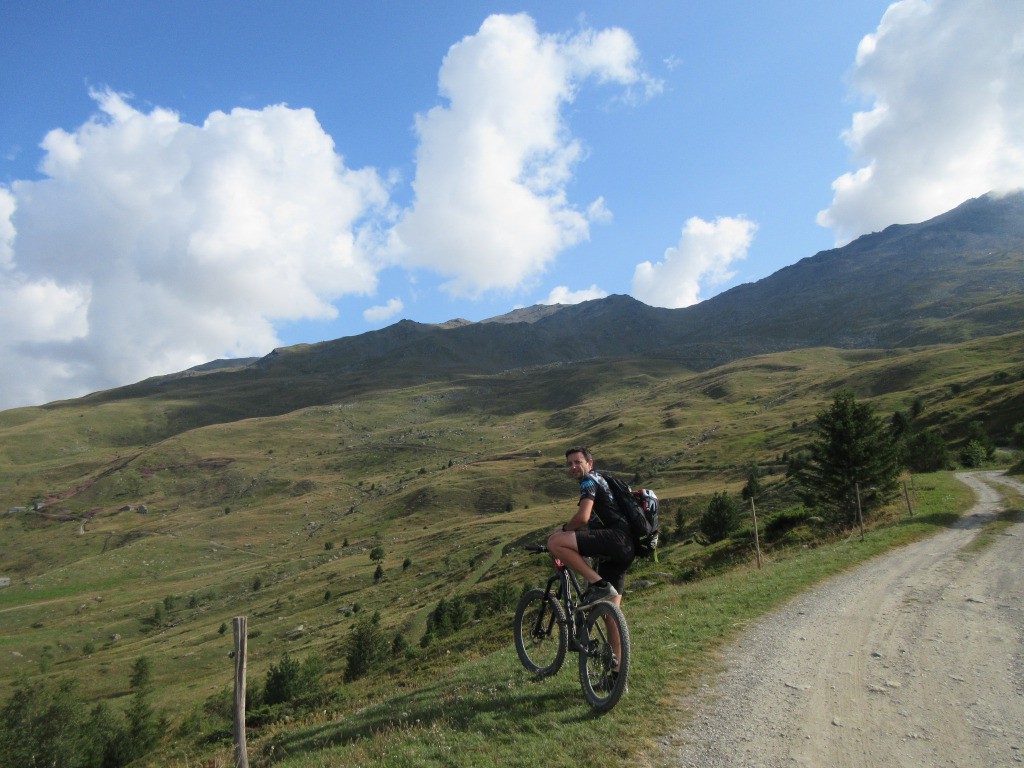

{"left": 659, "top": 471, "right": 1024, "bottom": 768}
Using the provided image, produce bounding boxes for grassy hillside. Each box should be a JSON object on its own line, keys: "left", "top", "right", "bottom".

{"left": 1, "top": 332, "right": 1022, "bottom": 766}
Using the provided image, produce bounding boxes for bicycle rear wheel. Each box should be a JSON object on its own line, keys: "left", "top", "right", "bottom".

{"left": 513, "top": 588, "right": 567, "bottom": 677}
{"left": 578, "top": 601, "right": 630, "bottom": 712}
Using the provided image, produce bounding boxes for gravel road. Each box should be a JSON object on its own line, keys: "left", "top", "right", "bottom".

{"left": 659, "top": 471, "right": 1024, "bottom": 767}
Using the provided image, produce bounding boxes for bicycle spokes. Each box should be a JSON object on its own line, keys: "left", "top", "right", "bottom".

{"left": 513, "top": 588, "right": 567, "bottom": 678}
{"left": 577, "top": 602, "right": 630, "bottom": 712}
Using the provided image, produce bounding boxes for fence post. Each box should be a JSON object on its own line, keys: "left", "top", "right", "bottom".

{"left": 232, "top": 616, "right": 249, "bottom": 768}
{"left": 855, "top": 482, "right": 865, "bottom": 541}
{"left": 749, "top": 497, "right": 762, "bottom": 570}
{"left": 903, "top": 479, "right": 914, "bottom": 517}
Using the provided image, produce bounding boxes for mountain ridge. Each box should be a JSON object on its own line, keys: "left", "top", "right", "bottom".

{"left": 42, "top": 191, "right": 1024, "bottom": 426}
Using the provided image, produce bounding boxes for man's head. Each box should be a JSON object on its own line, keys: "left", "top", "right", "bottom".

{"left": 565, "top": 446, "right": 593, "bottom": 480}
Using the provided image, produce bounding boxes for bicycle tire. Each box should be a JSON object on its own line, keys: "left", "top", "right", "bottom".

{"left": 577, "top": 601, "right": 630, "bottom": 712}
{"left": 513, "top": 588, "right": 567, "bottom": 677}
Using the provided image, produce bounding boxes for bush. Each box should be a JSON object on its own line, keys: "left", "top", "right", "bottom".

{"left": 762, "top": 507, "right": 813, "bottom": 541}
{"left": 263, "top": 651, "right": 329, "bottom": 708}
{"left": 1011, "top": 422, "right": 1024, "bottom": 451}
{"left": 965, "top": 421, "right": 995, "bottom": 460}
{"left": 960, "top": 440, "right": 988, "bottom": 468}
{"left": 0, "top": 679, "right": 88, "bottom": 768}
{"left": 391, "top": 633, "right": 410, "bottom": 656}
{"left": 489, "top": 579, "right": 518, "bottom": 613}
{"left": 905, "top": 430, "right": 949, "bottom": 472}
{"left": 0, "top": 658, "right": 164, "bottom": 768}
{"left": 426, "top": 596, "right": 469, "bottom": 639}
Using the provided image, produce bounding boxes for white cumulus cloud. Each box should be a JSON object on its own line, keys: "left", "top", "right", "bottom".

{"left": 0, "top": 13, "right": 660, "bottom": 410}
{"left": 363, "top": 297, "right": 404, "bottom": 324}
{"left": 544, "top": 284, "right": 608, "bottom": 305}
{"left": 0, "top": 89, "right": 388, "bottom": 409}
{"left": 0, "top": 188, "right": 15, "bottom": 269}
{"left": 391, "top": 13, "right": 656, "bottom": 298}
{"left": 818, "top": 0, "right": 1024, "bottom": 243}
{"left": 631, "top": 216, "right": 757, "bottom": 308}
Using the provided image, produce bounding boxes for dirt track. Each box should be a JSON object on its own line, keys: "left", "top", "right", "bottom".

{"left": 661, "top": 471, "right": 1024, "bottom": 767}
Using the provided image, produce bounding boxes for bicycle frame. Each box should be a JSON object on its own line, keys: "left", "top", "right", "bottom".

{"left": 541, "top": 557, "right": 588, "bottom": 652}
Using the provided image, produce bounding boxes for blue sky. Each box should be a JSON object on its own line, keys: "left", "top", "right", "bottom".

{"left": 2, "top": 1, "right": 1022, "bottom": 409}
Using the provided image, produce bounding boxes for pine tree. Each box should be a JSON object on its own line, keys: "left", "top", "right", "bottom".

{"left": 84, "top": 700, "right": 122, "bottom": 768}
{"left": 263, "top": 653, "right": 303, "bottom": 706}
{"left": 798, "top": 390, "right": 900, "bottom": 526}
{"left": 117, "top": 655, "right": 162, "bottom": 763}
{"left": 129, "top": 656, "right": 153, "bottom": 690}
{"left": 699, "top": 491, "right": 739, "bottom": 543}
{"left": 345, "top": 611, "right": 389, "bottom": 681}
{"left": 741, "top": 465, "right": 762, "bottom": 501}
{"left": 0, "top": 679, "right": 88, "bottom": 768}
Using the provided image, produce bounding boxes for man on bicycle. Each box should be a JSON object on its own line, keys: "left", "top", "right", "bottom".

{"left": 547, "top": 446, "right": 636, "bottom": 610}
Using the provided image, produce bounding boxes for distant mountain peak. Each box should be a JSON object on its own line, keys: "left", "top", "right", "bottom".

{"left": 481, "top": 304, "right": 567, "bottom": 324}
{"left": 432, "top": 318, "right": 473, "bottom": 329}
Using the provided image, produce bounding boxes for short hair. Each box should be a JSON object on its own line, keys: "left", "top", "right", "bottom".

{"left": 565, "top": 446, "right": 592, "bottom": 463}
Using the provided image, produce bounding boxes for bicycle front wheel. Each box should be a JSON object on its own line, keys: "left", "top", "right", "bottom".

{"left": 513, "top": 588, "right": 567, "bottom": 677}
{"left": 578, "top": 601, "right": 630, "bottom": 712}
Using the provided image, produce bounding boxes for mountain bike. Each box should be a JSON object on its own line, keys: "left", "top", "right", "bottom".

{"left": 513, "top": 544, "right": 630, "bottom": 712}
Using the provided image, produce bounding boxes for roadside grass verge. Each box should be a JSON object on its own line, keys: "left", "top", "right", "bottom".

{"left": 236, "top": 472, "right": 971, "bottom": 768}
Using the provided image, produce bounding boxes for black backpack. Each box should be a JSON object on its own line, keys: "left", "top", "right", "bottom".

{"left": 599, "top": 471, "right": 660, "bottom": 560}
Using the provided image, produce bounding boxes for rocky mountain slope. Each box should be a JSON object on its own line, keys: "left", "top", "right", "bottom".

{"left": 62, "top": 191, "right": 1024, "bottom": 430}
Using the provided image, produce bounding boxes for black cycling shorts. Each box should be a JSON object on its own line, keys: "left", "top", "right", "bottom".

{"left": 575, "top": 527, "right": 635, "bottom": 593}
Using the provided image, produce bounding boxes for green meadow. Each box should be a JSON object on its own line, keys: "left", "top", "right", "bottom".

{"left": 1, "top": 333, "right": 1022, "bottom": 766}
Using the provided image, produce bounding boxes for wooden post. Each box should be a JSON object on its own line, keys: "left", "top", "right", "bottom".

{"left": 749, "top": 497, "right": 762, "bottom": 570}
{"left": 855, "top": 482, "right": 865, "bottom": 541}
{"left": 232, "top": 616, "right": 249, "bottom": 768}
{"left": 903, "top": 479, "right": 914, "bottom": 517}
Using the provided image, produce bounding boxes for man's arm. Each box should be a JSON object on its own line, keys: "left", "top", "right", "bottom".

{"left": 563, "top": 497, "right": 594, "bottom": 531}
